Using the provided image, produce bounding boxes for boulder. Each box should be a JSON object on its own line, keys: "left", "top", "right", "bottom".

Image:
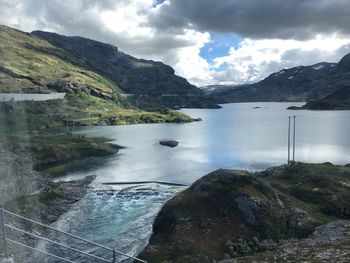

{"left": 139, "top": 163, "right": 350, "bottom": 262}
{"left": 159, "top": 140, "right": 179, "bottom": 148}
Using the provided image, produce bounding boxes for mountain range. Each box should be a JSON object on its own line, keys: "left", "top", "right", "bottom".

{"left": 0, "top": 25, "right": 218, "bottom": 112}
{"left": 2, "top": 24, "right": 350, "bottom": 114}
{"left": 205, "top": 53, "right": 350, "bottom": 109}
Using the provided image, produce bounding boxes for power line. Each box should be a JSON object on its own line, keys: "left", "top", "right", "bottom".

{"left": 293, "top": 115, "right": 296, "bottom": 162}
{"left": 287, "top": 115, "right": 296, "bottom": 164}
{"left": 288, "top": 116, "right": 291, "bottom": 164}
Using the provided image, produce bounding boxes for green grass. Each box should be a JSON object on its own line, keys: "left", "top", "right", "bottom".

{"left": 266, "top": 163, "right": 350, "bottom": 223}
{"left": 0, "top": 26, "right": 121, "bottom": 98}
{"left": 140, "top": 163, "right": 350, "bottom": 262}
{"left": 0, "top": 26, "right": 196, "bottom": 128}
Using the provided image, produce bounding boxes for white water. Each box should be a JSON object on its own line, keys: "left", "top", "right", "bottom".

{"left": 28, "top": 183, "right": 183, "bottom": 262}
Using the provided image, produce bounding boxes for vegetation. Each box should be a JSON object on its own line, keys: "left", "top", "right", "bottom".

{"left": 0, "top": 25, "right": 198, "bottom": 127}
{"left": 0, "top": 25, "right": 122, "bottom": 98}
{"left": 140, "top": 162, "right": 350, "bottom": 262}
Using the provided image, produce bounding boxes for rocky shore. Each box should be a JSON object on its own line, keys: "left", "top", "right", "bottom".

{"left": 2, "top": 176, "right": 96, "bottom": 263}
{"left": 139, "top": 162, "right": 350, "bottom": 262}
{"left": 4, "top": 175, "right": 96, "bottom": 225}
{"left": 287, "top": 100, "right": 350, "bottom": 111}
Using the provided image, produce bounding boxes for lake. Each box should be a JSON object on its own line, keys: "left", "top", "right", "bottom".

{"left": 62, "top": 102, "right": 350, "bottom": 184}
{"left": 35, "top": 102, "right": 350, "bottom": 262}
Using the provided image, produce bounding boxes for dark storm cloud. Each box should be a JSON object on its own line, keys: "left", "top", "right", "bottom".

{"left": 151, "top": 0, "right": 350, "bottom": 39}
{"left": 1, "top": 0, "right": 349, "bottom": 57}
{"left": 1, "top": 0, "right": 350, "bottom": 85}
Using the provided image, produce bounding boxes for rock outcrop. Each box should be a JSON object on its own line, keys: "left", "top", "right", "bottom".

{"left": 0, "top": 148, "right": 44, "bottom": 205}
{"left": 159, "top": 140, "right": 179, "bottom": 148}
{"left": 224, "top": 220, "right": 350, "bottom": 263}
{"left": 31, "top": 30, "right": 218, "bottom": 109}
{"left": 140, "top": 163, "right": 350, "bottom": 262}
{"left": 5, "top": 175, "right": 95, "bottom": 225}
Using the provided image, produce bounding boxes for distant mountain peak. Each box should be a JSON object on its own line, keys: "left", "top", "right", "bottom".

{"left": 207, "top": 52, "right": 350, "bottom": 104}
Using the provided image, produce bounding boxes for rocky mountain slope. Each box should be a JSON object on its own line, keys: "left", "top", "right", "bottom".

{"left": 0, "top": 25, "right": 122, "bottom": 101}
{"left": 209, "top": 54, "right": 350, "bottom": 108}
{"left": 30, "top": 29, "right": 218, "bottom": 109}
{"left": 30, "top": 30, "right": 199, "bottom": 97}
{"left": 0, "top": 25, "right": 218, "bottom": 115}
{"left": 140, "top": 162, "right": 350, "bottom": 262}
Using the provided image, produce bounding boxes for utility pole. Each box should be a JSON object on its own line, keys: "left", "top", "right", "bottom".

{"left": 292, "top": 116, "right": 296, "bottom": 162}
{"left": 288, "top": 116, "right": 291, "bottom": 164}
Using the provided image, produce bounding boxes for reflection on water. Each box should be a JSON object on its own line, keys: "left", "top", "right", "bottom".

{"left": 62, "top": 102, "right": 350, "bottom": 184}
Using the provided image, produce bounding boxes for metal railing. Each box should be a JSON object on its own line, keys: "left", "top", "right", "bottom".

{"left": 0, "top": 208, "right": 147, "bottom": 263}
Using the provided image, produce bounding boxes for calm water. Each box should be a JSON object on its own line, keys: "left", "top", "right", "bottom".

{"left": 37, "top": 102, "right": 350, "bottom": 262}
{"left": 62, "top": 102, "right": 350, "bottom": 184}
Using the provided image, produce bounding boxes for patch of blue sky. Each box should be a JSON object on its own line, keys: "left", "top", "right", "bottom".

{"left": 153, "top": 0, "right": 166, "bottom": 7}
{"left": 200, "top": 32, "right": 242, "bottom": 66}
{"left": 215, "top": 62, "right": 229, "bottom": 72}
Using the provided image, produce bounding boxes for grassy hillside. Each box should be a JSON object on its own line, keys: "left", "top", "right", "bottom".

{"left": 30, "top": 29, "right": 219, "bottom": 110}
{"left": 0, "top": 25, "right": 122, "bottom": 98}
{"left": 0, "top": 25, "right": 196, "bottom": 127}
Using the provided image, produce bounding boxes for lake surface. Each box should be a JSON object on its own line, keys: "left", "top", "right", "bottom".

{"left": 39, "top": 102, "right": 350, "bottom": 262}
{"left": 63, "top": 102, "right": 350, "bottom": 184}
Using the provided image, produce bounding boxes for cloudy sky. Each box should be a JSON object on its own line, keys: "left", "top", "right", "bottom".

{"left": 1, "top": 0, "right": 350, "bottom": 86}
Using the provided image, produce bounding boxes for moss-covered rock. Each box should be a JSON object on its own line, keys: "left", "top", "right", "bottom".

{"left": 140, "top": 163, "right": 350, "bottom": 262}
{"left": 224, "top": 220, "right": 350, "bottom": 263}
{"left": 4, "top": 175, "right": 95, "bottom": 225}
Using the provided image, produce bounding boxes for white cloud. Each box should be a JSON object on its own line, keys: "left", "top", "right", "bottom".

{"left": 101, "top": 0, "right": 154, "bottom": 37}
{"left": 191, "top": 35, "right": 350, "bottom": 86}
{"left": 172, "top": 30, "right": 213, "bottom": 84}
{"left": 1, "top": 0, "right": 350, "bottom": 87}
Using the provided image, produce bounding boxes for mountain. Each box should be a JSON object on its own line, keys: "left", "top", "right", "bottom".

{"left": 30, "top": 30, "right": 218, "bottom": 109}
{"left": 0, "top": 25, "right": 218, "bottom": 114}
{"left": 210, "top": 54, "right": 350, "bottom": 108}
{"left": 0, "top": 25, "right": 122, "bottom": 101}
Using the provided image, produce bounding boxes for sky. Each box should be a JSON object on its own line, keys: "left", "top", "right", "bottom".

{"left": 1, "top": 0, "right": 350, "bottom": 86}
